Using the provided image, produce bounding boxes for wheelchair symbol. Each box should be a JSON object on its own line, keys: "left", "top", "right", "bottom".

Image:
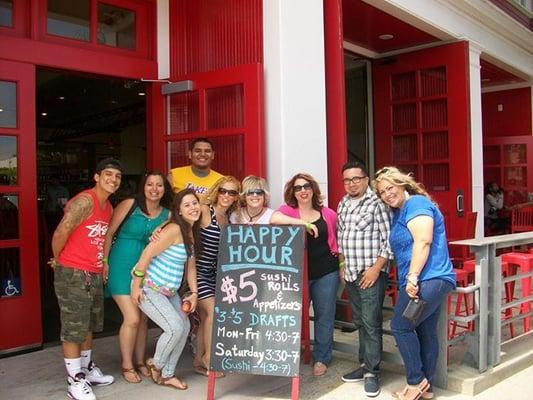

{"left": 4, "top": 280, "right": 20, "bottom": 296}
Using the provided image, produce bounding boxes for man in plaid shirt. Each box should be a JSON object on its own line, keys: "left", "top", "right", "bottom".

{"left": 337, "top": 161, "right": 392, "bottom": 398}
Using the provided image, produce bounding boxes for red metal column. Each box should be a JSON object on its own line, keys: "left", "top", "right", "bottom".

{"left": 324, "top": 0, "right": 347, "bottom": 208}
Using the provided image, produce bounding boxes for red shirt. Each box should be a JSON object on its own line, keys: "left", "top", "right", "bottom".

{"left": 57, "top": 189, "right": 113, "bottom": 273}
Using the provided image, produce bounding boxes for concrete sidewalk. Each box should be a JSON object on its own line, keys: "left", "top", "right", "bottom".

{"left": 1, "top": 329, "right": 532, "bottom": 400}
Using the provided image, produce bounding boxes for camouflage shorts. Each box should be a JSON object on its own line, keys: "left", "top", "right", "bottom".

{"left": 54, "top": 265, "right": 104, "bottom": 343}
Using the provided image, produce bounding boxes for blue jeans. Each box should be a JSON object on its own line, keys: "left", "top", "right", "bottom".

{"left": 391, "top": 278, "right": 453, "bottom": 387}
{"left": 139, "top": 287, "right": 190, "bottom": 378}
{"left": 309, "top": 271, "right": 339, "bottom": 364}
{"left": 345, "top": 271, "right": 388, "bottom": 374}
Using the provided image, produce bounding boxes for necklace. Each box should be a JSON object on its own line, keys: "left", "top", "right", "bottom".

{"left": 245, "top": 207, "right": 264, "bottom": 222}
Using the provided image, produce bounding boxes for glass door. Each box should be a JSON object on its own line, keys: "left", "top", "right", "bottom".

{"left": 0, "top": 59, "right": 41, "bottom": 353}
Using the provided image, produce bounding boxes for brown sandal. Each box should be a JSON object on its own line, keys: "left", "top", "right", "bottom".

{"left": 145, "top": 358, "right": 161, "bottom": 384}
{"left": 121, "top": 367, "right": 141, "bottom": 384}
{"left": 158, "top": 375, "right": 188, "bottom": 390}
{"left": 136, "top": 362, "right": 150, "bottom": 378}
{"left": 393, "top": 378, "right": 430, "bottom": 400}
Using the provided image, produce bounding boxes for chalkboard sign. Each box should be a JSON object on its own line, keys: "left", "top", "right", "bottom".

{"left": 210, "top": 224, "right": 305, "bottom": 377}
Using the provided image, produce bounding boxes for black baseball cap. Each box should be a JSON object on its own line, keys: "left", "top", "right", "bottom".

{"left": 95, "top": 158, "right": 123, "bottom": 174}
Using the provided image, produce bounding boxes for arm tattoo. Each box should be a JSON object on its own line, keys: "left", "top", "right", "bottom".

{"left": 58, "top": 195, "right": 93, "bottom": 234}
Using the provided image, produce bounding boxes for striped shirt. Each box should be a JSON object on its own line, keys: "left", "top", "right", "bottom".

{"left": 146, "top": 243, "right": 188, "bottom": 292}
{"left": 337, "top": 187, "right": 393, "bottom": 282}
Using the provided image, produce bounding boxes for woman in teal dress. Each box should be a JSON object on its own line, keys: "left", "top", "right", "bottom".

{"left": 103, "top": 171, "right": 173, "bottom": 383}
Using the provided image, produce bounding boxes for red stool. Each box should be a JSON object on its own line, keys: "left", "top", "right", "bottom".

{"left": 463, "top": 259, "right": 515, "bottom": 337}
{"left": 448, "top": 268, "right": 474, "bottom": 339}
{"left": 500, "top": 252, "right": 533, "bottom": 334}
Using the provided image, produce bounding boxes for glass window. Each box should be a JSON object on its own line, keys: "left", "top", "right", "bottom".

{"left": 47, "top": 0, "right": 90, "bottom": 41}
{"left": 0, "top": 81, "right": 16, "bottom": 128}
{"left": 0, "top": 0, "right": 13, "bottom": 28}
{"left": 0, "top": 136, "right": 17, "bottom": 186}
{"left": 97, "top": 3, "right": 135, "bottom": 49}
{"left": 0, "top": 247, "right": 21, "bottom": 297}
{"left": 0, "top": 193, "right": 19, "bottom": 239}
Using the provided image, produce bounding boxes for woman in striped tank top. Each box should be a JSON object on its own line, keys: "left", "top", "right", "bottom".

{"left": 193, "top": 176, "right": 241, "bottom": 377}
{"left": 130, "top": 189, "right": 202, "bottom": 390}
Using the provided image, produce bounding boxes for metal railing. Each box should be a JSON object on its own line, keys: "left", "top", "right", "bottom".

{"left": 448, "top": 232, "right": 533, "bottom": 371}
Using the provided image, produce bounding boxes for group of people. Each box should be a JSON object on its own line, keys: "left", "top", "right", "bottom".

{"left": 51, "top": 137, "right": 456, "bottom": 400}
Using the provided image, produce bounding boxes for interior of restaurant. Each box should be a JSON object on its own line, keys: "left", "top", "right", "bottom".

{"left": 36, "top": 68, "right": 146, "bottom": 343}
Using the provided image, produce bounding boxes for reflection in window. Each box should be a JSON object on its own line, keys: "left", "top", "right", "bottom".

{"left": 0, "top": 81, "right": 16, "bottom": 128}
{"left": 47, "top": 0, "right": 90, "bottom": 41}
{"left": 0, "top": 0, "right": 13, "bottom": 28}
{"left": 0, "top": 193, "right": 18, "bottom": 239}
{"left": 98, "top": 4, "right": 135, "bottom": 49}
{"left": 0, "top": 136, "right": 17, "bottom": 186}
{"left": 0, "top": 247, "right": 21, "bottom": 297}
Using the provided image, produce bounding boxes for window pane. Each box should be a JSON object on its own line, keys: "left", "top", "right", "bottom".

{"left": 0, "top": 247, "right": 21, "bottom": 297}
{"left": 0, "top": 136, "right": 17, "bottom": 185}
{"left": 206, "top": 84, "right": 244, "bottom": 130}
{"left": 168, "top": 92, "right": 199, "bottom": 134}
{"left": 47, "top": 0, "right": 90, "bottom": 42}
{"left": 0, "top": 81, "right": 16, "bottom": 128}
{"left": 0, "top": 0, "right": 13, "bottom": 28}
{"left": 0, "top": 194, "right": 19, "bottom": 239}
{"left": 98, "top": 3, "right": 136, "bottom": 49}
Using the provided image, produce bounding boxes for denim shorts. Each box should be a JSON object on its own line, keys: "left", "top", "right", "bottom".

{"left": 54, "top": 265, "right": 104, "bottom": 343}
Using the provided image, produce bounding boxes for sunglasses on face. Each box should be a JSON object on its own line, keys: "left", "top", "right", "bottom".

{"left": 293, "top": 183, "right": 312, "bottom": 192}
{"left": 218, "top": 188, "right": 239, "bottom": 197}
{"left": 342, "top": 176, "right": 367, "bottom": 185}
{"left": 246, "top": 189, "right": 265, "bottom": 196}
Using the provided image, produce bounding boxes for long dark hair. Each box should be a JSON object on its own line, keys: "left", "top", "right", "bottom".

{"left": 136, "top": 170, "right": 174, "bottom": 214}
{"left": 164, "top": 189, "right": 202, "bottom": 258}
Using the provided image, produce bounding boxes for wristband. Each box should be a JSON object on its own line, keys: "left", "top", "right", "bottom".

{"left": 305, "top": 222, "right": 313, "bottom": 233}
{"left": 102, "top": 257, "right": 108, "bottom": 264}
{"left": 339, "top": 261, "right": 345, "bottom": 268}
{"left": 132, "top": 269, "right": 145, "bottom": 278}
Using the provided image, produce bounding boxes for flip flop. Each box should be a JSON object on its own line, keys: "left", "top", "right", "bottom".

{"left": 158, "top": 376, "right": 188, "bottom": 390}
{"left": 194, "top": 365, "right": 209, "bottom": 377}
{"left": 122, "top": 367, "right": 141, "bottom": 384}
{"left": 393, "top": 378, "right": 430, "bottom": 400}
{"left": 136, "top": 362, "right": 150, "bottom": 378}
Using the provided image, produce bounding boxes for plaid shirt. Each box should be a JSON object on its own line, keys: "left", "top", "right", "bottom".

{"left": 337, "top": 187, "right": 393, "bottom": 282}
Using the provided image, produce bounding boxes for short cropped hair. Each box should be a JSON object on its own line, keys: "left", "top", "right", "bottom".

{"left": 95, "top": 158, "right": 123, "bottom": 174}
{"left": 189, "top": 137, "right": 214, "bottom": 151}
{"left": 341, "top": 160, "right": 368, "bottom": 176}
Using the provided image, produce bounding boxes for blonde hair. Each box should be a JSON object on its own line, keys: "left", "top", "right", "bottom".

{"left": 204, "top": 175, "right": 241, "bottom": 215}
{"left": 240, "top": 175, "right": 271, "bottom": 206}
{"left": 372, "top": 166, "right": 431, "bottom": 200}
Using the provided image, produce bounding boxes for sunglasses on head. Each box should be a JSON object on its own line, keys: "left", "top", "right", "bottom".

{"left": 218, "top": 188, "right": 239, "bottom": 196}
{"left": 293, "top": 183, "right": 312, "bottom": 192}
{"left": 246, "top": 189, "right": 265, "bottom": 196}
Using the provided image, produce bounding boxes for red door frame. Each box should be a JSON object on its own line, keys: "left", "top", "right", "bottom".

{"left": 0, "top": 0, "right": 158, "bottom": 352}
{"left": 153, "top": 63, "right": 265, "bottom": 178}
{"left": 0, "top": 60, "right": 40, "bottom": 352}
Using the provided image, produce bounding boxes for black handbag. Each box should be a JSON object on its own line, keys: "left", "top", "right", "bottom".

{"left": 402, "top": 298, "right": 427, "bottom": 324}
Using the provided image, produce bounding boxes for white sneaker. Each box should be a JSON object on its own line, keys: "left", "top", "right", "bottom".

{"left": 67, "top": 373, "right": 95, "bottom": 400}
{"left": 82, "top": 361, "right": 114, "bottom": 386}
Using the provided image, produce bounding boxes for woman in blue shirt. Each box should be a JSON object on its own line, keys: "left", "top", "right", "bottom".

{"left": 373, "top": 167, "right": 455, "bottom": 400}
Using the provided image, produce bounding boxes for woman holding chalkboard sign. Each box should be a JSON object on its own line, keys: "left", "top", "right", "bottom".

{"left": 278, "top": 173, "right": 340, "bottom": 377}
{"left": 193, "top": 176, "right": 241, "bottom": 378}
{"left": 130, "top": 189, "right": 202, "bottom": 391}
{"left": 230, "top": 175, "right": 319, "bottom": 238}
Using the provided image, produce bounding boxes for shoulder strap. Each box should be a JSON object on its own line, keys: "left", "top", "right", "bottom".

{"left": 114, "top": 198, "right": 137, "bottom": 238}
